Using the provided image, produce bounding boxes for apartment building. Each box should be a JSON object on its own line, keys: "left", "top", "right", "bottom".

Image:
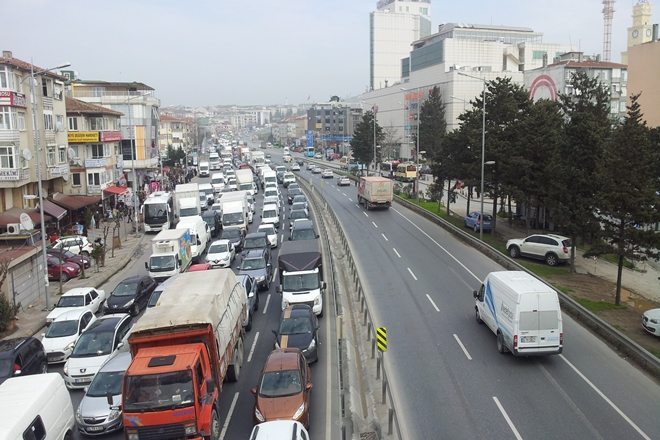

{"left": 306, "top": 103, "right": 362, "bottom": 153}
{"left": 159, "top": 114, "right": 194, "bottom": 152}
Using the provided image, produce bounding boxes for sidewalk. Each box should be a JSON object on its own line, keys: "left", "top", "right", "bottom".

{"left": 418, "top": 178, "right": 660, "bottom": 303}
{"left": 4, "top": 219, "right": 146, "bottom": 340}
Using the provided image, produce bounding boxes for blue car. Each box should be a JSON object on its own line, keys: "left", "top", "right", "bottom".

{"left": 464, "top": 212, "right": 493, "bottom": 232}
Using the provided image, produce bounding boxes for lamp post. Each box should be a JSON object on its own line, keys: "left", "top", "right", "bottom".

{"left": 27, "top": 60, "right": 70, "bottom": 310}
{"left": 457, "top": 71, "right": 487, "bottom": 240}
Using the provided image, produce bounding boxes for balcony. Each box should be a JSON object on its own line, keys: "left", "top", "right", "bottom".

{"left": 47, "top": 164, "right": 70, "bottom": 180}
{"left": 0, "top": 130, "right": 20, "bottom": 143}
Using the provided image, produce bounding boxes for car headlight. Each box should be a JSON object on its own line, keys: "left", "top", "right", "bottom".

{"left": 76, "top": 408, "right": 83, "bottom": 423}
{"left": 123, "top": 298, "right": 135, "bottom": 307}
{"left": 308, "top": 339, "right": 316, "bottom": 351}
{"left": 255, "top": 407, "right": 265, "bottom": 422}
{"left": 292, "top": 402, "right": 305, "bottom": 420}
{"left": 314, "top": 296, "right": 320, "bottom": 305}
{"left": 63, "top": 362, "right": 69, "bottom": 375}
{"left": 184, "top": 424, "right": 197, "bottom": 435}
{"left": 65, "top": 342, "right": 75, "bottom": 352}
{"left": 650, "top": 318, "right": 659, "bottom": 324}
{"left": 256, "top": 276, "right": 265, "bottom": 282}
{"left": 108, "top": 407, "right": 121, "bottom": 422}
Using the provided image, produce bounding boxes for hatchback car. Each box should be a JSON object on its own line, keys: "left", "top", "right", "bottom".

{"left": 337, "top": 176, "right": 351, "bottom": 186}
{"left": 63, "top": 314, "right": 132, "bottom": 389}
{"left": 0, "top": 337, "right": 47, "bottom": 385}
{"left": 202, "top": 209, "right": 222, "bottom": 238}
{"left": 47, "top": 248, "right": 92, "bottom": 269}
{"left": 251, "top": 348, "right": 312, "bottom": 428}
{"left": 258, "top": 223, "right": 278, "bottom": 248}
{"left": 289, "top": 209, "right": 310, "bottom": 230}
{"left": 243, "top": 232, "right": 270, "bottom": 253}
{"left": 42, "top": 309, "right": 97, "bottom": 364}
{"left": 146, "top": 274, "right": 179, "bottom": 308}
{"left": 237, "top": 274, "right": 260, "bottom": 331}
{"left": 290, "top": 220, "right": 318, "bottom": 241}
{"left": 275, "top": 305, "right": 319, "bottom": 363}
{"left": 51, "top": 236, "right": 94, "bottom": 256}
{"left": 238, "top": 248, "right": 273, "bottom": 291}
{"left": 221, "top": 226, "right": 245, "bottom": 252}
{"left": 464, "top": 211, "right": 493, "bottom": 233}
{"left": 47, "top": 255, "right": 81, "bottom": 282}
{"left": 76, "top": 351, "right": 131, "bottom": 436}
{"left": 506, "top": 234, "right": 571, "bottom": 266}
{"left": 104, "top": 275, "right": 157, "bottom": 316}
{"left": 206, "top": 239, "right": 236, "bottom": 268}
{"left": 46, "top": 287, "right": 107, "bottom": 324}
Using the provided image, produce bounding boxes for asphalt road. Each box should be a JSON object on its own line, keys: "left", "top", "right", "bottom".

{"left": 46, "top": 150, "right": 339, "bottom": 439}
{"left": 292, "top": 151, "right": 660, "bottom": 440}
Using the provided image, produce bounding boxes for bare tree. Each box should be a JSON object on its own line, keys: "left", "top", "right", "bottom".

{"left": 380, "top": 125, "right": 401, "bottom": 163}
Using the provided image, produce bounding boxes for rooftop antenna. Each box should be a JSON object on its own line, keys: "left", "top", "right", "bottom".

{"left": 602, "top": 0, "right": 616, "bottom": 61}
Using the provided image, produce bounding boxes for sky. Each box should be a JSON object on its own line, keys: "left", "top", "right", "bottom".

{"left": 2, "top": 0, "right": 658, "bottom": 106}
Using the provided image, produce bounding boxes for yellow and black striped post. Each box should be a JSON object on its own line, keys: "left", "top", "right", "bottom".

{"left": 376, "top": 326, "right": 387, "bottom": 352}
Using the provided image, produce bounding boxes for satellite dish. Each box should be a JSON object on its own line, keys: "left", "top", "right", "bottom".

{"left": 67, "top": 148, "right": 76, "bottom": 159}
{"left": 21, "top": 149, "right": 33, "bottom": 161}
{"left": 19, "top": 213, "right": 34, "bottom": 231}
{"left": 62, "top": 173, "right": 69, "bottom": 182}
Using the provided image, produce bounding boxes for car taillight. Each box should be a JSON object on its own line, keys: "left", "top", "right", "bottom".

{"left": 560, "top": 332, "right": 564, "bottom": 345}
{"left": 562, "top": 246, "right": 569, "bottom": 254}
{"left": 513, "top": 335, "right": 518, "bottom": 349}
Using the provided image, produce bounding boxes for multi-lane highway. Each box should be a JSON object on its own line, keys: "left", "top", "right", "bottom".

{"left": 289, "top": 150, "right": 660, "bottom": 440}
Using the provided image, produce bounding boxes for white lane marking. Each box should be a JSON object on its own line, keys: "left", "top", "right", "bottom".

{"left": 372, "top": 221, "right": 378, "bottom": 229}
{"left": 280, "top": 234, "right": 284, "bottom": 243}
{"left": 453, "top": 334, "right": 472, "bottom": 360}
{"left": 381, "top": 233, "right": 388, "bottom": 241}
{"left": 336, "top": 188, "right": 340, "bottom": 192}
{"left": 426, "top": 294, "right": 440, "bottom": 312}
{"left": 393, "top": 248, "right": 401, "bottom": 258}
{"left": 355, "top": 203, "right": 360, "bottom": 208}
{"left": 219, "top": 392, "right": 240, "bottom": 440}
{"left": 272, "top": 267, "right": 278, "bottom": 282}
{"left": 363, "top": 211, "right": 369, "bottom": 218}
{"left": 392, "top": 207, "right": 480, "bottom": 282}
{"left": 559, "top": 355, "right": 651, "bottom": 440}
{"left": 342, "top": 192, "right": 347, "bottom": 197}
{"left": 492, "top": 396, "right": 523, "bottom": 440}
{"left": 262, "top": 294, "right": 271, "bottom": 314}
{"left": 348, "top": 198, "right": 353, "bottom": 202}
{"left": 324, "top": 276, "right": 332, "bottom": 438}
{"left": 247, "top": 332, "right": 260, "bottom": 362}
{"left": 407, "top": 267, "right": 417, "bottom": 280}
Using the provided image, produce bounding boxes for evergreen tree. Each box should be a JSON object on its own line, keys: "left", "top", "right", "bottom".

{"left": 350, "top": 110, "right": 383, "bottom": 172}
{"left": 596, "top": 95, "right": 660, "bottom": 304}
{"left": 419, "top": 86, "right": 447, "bottom": 201}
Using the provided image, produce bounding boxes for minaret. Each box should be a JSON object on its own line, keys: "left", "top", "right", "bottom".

{"left": 622, "top": 0, "right": 653, "bottom": 64}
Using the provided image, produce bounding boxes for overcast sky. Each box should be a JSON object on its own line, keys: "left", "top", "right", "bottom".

{"left": 3, "top": 0, "right": 657, "bottom": 106}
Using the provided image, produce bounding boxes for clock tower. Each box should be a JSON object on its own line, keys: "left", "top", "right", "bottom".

{"left": 622, "top": 0, "right": 653, "bottom": 64}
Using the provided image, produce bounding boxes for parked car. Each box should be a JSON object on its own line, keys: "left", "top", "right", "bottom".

{"left": 642, "top": 308, "right": 660, "bottom": 336}
{"left": 47, "top": 248, "right": 91, "bottom": 269}
{"left": 464, "top": 211, "right": 493, "bottom": 233}
{"left": 506, "top": 234, "right": 571, "bottom": 266}
{"left": 206, "top": 239, "right": 236, "bottom": 268}
{"left": 275, "top": 304, "right": 319, "bottom": 363}
{"left": 51, "top": 236, "right": 94, "bottom": 256}
{"left": 104, "top": 275, "right": 157, "bottom": 316}
{"left": 63, "top": 314, "right": 132, "bottom": 389}
{"left": 47, "top": 255, "right": 81, "bottom": 283}
{"left": 287, "top": 188, "right": 303, "bottom": 205}
{"left": 202, "top": 209, "right": 222, "bottom": 238}
{"left": 46, "top": 287, "right": 107, "bottom": 324}
{"left": 221, "top": 226, "right": 245, "bottom": 252}
{"left": 237, "top": 274, "right": 259, "bottom": 331}
{"left": 76, "top": 351, "right": 131, "bottom": 436}
{"left": 0, "top": 337, "right": 47, "bottom": 385}
{"left": 251, "top": 348, "right": 312, "bottom": 428}
{"left": 321, "top": 169, "right": 333, "bottom": 179}
{"left": 42, "top": 309, "right": 97, "bottom": 364}
{"left": 238, "top": 248, "right": 273, "bottom": 291}
{"left": 258, "top": 223, "right": 278, "bottom": 248}
{"left": 337, "top": 176, "right": 351, "bottom": 186}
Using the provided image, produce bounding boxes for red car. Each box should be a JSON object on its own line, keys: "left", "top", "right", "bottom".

{"left": 47, "top": 256, "right": 81, "bottom": 282}
{"left": 47, "top": 248, "right": 92, "bottom": 269}
{"left": 188, "top": 263, "right": 211, "bottom": 272}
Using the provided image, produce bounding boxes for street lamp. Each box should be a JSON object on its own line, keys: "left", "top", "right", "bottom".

{"left": 27, "top": 60, "right": 71, "bottom": 311}
{"left": 457, "top": 71, "right": 488, "bottom": 240}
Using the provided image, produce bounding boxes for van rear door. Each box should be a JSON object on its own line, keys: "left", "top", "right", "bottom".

{"left": 518, "top": 293, "right": 561, "bottom": 352}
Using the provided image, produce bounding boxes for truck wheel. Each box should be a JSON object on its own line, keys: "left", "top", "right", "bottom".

{"left": 497, "top": 331, "right": 507, "bottom": 354}
{"left": 205, "top": 409, "right": 220, "bottom": 440}
{"left": 226, "top": 337, "right": 244, "bottom": 382}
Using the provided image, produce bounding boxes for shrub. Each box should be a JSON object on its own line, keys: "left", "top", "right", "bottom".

{"left": 0, "top": 295, "right": 16, "bottom": 333}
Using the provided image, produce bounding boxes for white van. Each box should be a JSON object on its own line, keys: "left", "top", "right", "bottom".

{"left": 211, "top": 172, "right": 225, "bottom": 194}
{"left": 473, "top": 271, "right": 563, "bottom": 356}
{"left": 198, "top": 161, "right": 210, "bottom": 177}
{"left": 0, "top": 373, "right": 75, "bottom": 439}
{"left": 176, "top": 215, "right": 210, "bottom": 261}
{"left": 261, "top": 203, "right": 280, "bottom": 229}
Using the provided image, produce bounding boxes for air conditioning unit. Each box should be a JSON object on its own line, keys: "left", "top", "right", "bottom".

{"left": 7, "top": 223, "right": 21, "bottom": 235}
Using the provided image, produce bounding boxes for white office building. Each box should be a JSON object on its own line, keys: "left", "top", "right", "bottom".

{"left": 370, "top": 0, "right": 432, "bottom": 91}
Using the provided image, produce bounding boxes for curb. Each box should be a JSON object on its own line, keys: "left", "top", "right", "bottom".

{"left": 394, "top": 195, "right": 660, "bottom": 379}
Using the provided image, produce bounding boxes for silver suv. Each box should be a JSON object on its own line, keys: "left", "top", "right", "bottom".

{"left": 506, "top": 234, "right": 571, "bottom": 266}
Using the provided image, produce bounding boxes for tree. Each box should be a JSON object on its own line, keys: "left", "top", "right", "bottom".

{"left": 381, "top": 125, "right": 401, "bottom": 162}
{"left": 329, "top": 95, "right": 341, "bottom": 102}
{"left": 596, "top": 95, "right": 660, "bottom": 305}
{"left": 550, "top": 71, "right": 612, "bottom": 270}
{"left": 418, "top": 86, "right": 448, "bottom": 202}
{"left": 350, "top": 110, "right": 383, "bottom": 172}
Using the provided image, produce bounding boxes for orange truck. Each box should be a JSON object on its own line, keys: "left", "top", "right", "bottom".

{"left": 357, "top": 176, "right": 394, "bottom": 210}
{"left": 121, "top": 270, "right": 246, "bottom": 440}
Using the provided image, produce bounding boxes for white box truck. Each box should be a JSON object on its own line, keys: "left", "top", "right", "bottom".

{"left": 277, "top": 239, "right": 325, "bottom": 316}
{"left": 235, "top": 169, "right": 255, "bottom": 195}
{"left": 145, "top": 228, "right": 193, "bottom": 282}
{"left": 198, "top": 161, "right": 210, "bottom": 177}
{"left": 176, "top": 215, "right": 210, "bottom": 261}
{"left": 175, "top": 183, "right": 201, "bottom": 219}
{"left": 357, "top": 176, "right": 393, "bottom": 210}
{"left": 220, "top": 200, "right": 249, "bottom": 232}
{"left": 473, "top": 271, "right": 563, "bottom": 356}
{"left": 251, "top": 151, "right": 265, "bottom": 167}
{"left": 219, "top": 190, "right": 253, "bottom": 222}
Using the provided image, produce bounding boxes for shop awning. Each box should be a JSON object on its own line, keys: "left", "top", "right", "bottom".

{"left": 103, "top": 185, "right": 129, "bottom": 196}
{"left": 38, "top": 199, "right": 67, "bottom": 221}
{"left": 50, "top": 193, "right": 101, "bottom": 211}
{"left": 0, "top": 207, "right": 52, "bottom": 227}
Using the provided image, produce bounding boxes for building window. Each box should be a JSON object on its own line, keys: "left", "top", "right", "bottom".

{"left": 53, "top": 83, "right": 63, "bottom": 100}
{"left": 87, "top": 172, "right": 101, "bottom": 186}
{"left": 43, "top": 113, "right": 54, "bottom": 130}
{"left": 89, "top": 144, "right": 108, "bottom": 158}
{"left": 13, "top": 73, "right": 23, "bottom": 93}
{"left": 41, "top": 78, "right": 52, "bottom": 97}
{"left": 532, "top": 50, "right": 547, "bottom": 60}
{"left": 0, "top": 145, "right": 15, "bottom": 168}
{"left": 58, "top": 145, "right": 66, "bottom": 163}
{"left": 0, "top": 106, "right": 11, "bottom": 129}
{"left": 68, "top": 117, "right": 78, "bottom": 131}
{"left": 56, "top": 115, "right": 64, "bottom": 131}
{"left": 72, "top": 173, "right": 81, "bottom": 186}
{"left": 17, "top": 112, "right": 25, "bottom": 131}
{"left": 89, "top": 117, "right": 104, "bottom": 130}
{"left": 69, "top": 145, "right": 79, "bottom": 158}
{"left": 46, "top": 145, "right": 56, "bottom": 166}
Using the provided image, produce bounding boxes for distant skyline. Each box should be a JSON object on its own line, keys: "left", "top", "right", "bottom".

{"left": 2, "top": 0, "right": 658, "bottom": 106}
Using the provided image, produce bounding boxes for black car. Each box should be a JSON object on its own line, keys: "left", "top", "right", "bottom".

{"left": 287, "top": 188, "right": 303, "bottom": 205}
{"left": 221, "top": 227, "right": 244, "bottom": 252}
{"left": 290, "top": 219, "right": 319, "bottom": 241}
{"left": 105, "top": 275, "right": 157, "bottom": 316}
{"left": 202, "top": 209, "right": 221, "bottom": 238}
{"left": 0, "top": 337, "right": 47, "bottom": 385}
{"left": 243, "top": 232, "right": 270, "bottom": 254}
{"left": 276, "top": 171, "right": 285, "bottom": 184}
{"left": 275, "top": 304, "right": 319, "bottom": 363}
{"left": 238, "top": 248, "right": 273, "bottom": 290}
{"left": 47, "top": 248, "right": 92, "bottom": 269}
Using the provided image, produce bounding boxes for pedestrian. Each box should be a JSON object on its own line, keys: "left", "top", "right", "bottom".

{"left": 90, "top": 215, "right": 96, "bottom": 229}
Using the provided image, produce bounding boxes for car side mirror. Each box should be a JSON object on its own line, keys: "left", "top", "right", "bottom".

{"left": 144, "top": 262, "right": 148, "bottom": 270}
{"left": 117, "top": 342, "right": 124, "bottom": 350}
{"left": 305, "top": 383, "right": 313, "bottom": 391}
{"left": 205, "top": 379, "right": 216, "bottom": 394}
{"left": 250, "top": 387, "right": 257, "bottom": 396}
{"left": 321, "top": 281, "right": 327, "bottom": 290}
{"left": 315, "top": 234, "right": 319, "bottom": 239}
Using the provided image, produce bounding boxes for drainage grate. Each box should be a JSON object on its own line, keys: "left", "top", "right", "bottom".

{"left": 360, "top": 432, "right": 379, "bottom": 440}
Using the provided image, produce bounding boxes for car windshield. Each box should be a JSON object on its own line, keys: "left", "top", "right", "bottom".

{"left": 211, "top": 178, "right": 224, "bottom": 185}
{"left": 291, "top": 203, "right": 306, "bottom": 211}
{"left": 223, "top": 212, "right": 243, "bottom": 225}
{"left": 144, "top": 204, "right": 167, "bottom": 220}
{"left": 283, "top": 273, "right": 319, "bottom": 291}
{"left": 240, "top": 257, "right": 266, "bottom": 270}
{"left": 72, "top": 330, "right": 114, "bottom": 357}
{"left": 124, "top": 370, "right": 194, "bottom": 411}
{"left": 290, "top": 210, "right": 307, "bottom": 220}
{"left": 149, "top": 255, "right": 175, "bottom": 272}
{"left": 222, "top": 229, "right": 241, "bottom": 239}
{"left": 265, "top": 191, "right": 277, "bottom": 198}
{"left": 245, "top": 237, "right": 267, "bottom": 249}
{"left": 263, "top": 210, "right": 277, "bottom": 219}
{"left": 112, "top": 282, "right": 138, "bottom": 297}
{"left": 56, "top": 295, "right": 84, "bottom": 307}
{"left": 291, "top": 228, "right": 315, "bottom": 240}
{"left": 259, "top": 226, "right": 275, "bottom": 235}
{"left": 45, "top": 319, "right": 78, "bottom": 338}
{"left": 280, "top": 317, "right": 313, "bottom": 335}
{"left": 86, "top": 370, "right": 125, "bottom": 397}
{"left": 209, "top": 243, "right": 229, "bottom": 254}
{"left": 239, "top": 183, "right": 252, "bottom": 191}
{"left": 259, "top": 370, "right": 302, "bottom": 397}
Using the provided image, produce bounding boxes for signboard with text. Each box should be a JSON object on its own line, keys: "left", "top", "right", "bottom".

{"left": 0, "top": 91, "right": 27, "bottom": 108}
{"left": 68, "top": 131, "right": 99, "bottom": 143}
{"left": 100, "top": 131, "right": 122, "bottom": 142}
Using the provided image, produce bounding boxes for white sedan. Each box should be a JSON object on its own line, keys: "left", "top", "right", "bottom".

{"left": 46, "top": 287, "right": 107, "bottom": 324}
{"left": 642, "top": 308, "right": 660, "bottom": 336}
{"left": 258, "top": 223, "right": 278, "bottom": 248}
{"left": 322, "top": 169, "right": 334, "bottom": 179}
{"left": 206, "top": 239, "right": 236, "bottom": 268}
{"left": 42, "top": 308, "right": 97, "bottom": 364}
